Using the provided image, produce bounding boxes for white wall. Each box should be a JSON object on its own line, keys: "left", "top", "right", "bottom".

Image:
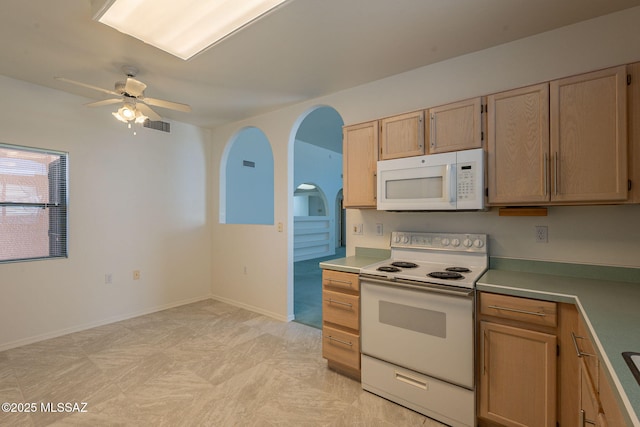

{"left": 0, "top": 76, "right": 213, "bottom": 350}
{"left": 209, "top": 7, "right": 640, "bottom": 321}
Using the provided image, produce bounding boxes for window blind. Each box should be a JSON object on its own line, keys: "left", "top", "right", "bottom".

{"left": 0, "top": 144, "right": 68, "bottom": 262}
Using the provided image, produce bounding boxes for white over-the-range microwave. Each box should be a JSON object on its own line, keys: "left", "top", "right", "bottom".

{"left": 377, "top": 148, "right": 485, "bottom": 211}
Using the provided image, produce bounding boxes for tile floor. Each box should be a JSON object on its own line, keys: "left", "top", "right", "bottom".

{"left": 0, "top": 299, "right": 446, "bottom": 426}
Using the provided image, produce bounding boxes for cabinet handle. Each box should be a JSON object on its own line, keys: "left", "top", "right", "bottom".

{"left": 580, "top": 409, "right": 597, "bottom": 426}
{"left": 483, "top": 329, "right": 488, "bottom": 375}
{"left": 326, "top": 335, "right": 353, "bottom": 347}
{"left": 418, "top": 115, "right": 424, "bottom": 149}
{"left": 325, "top": 298, "right": 353, "bottom": 308}
{"left": 373, "top": 172, "right": 377, "bottom": 200}
{"left": 487, "top": 304, "right": 546, "bottom": 317}
{"left": 543, "top": 152, "right": 549, "bottom": 196}
{"left": 430, "top": 113, "right": 436, "bottom": 150}
{"left": 554, "top": 152, "right": 559, "bottom": 195}
{"left": 570, "top": 332, "right": 595, "bottom": 358}
{"left": 326, "top": 278, "right": 352, "bottom": 286}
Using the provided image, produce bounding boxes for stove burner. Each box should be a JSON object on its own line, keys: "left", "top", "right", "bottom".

{"left": 445, "top": 266, "right": 471, "bottom": 273}
{"left": 391, "top": 261, "right": 418, "bottom": 269}
{"left": 428, "top": 271, "right": 464, "bottom": 280}
{"left": 377, "top": 266, "right": 401, "bottom": 273}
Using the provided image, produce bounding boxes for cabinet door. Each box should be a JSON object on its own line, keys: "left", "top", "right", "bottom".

{"left": 479, "top": 321, "right": 557, "bottom": 427}
{"left": 580, "top": 358, "right": 602, "bottom": 426}
{"left": 597, "top": 363, "right": 627, "bottom": 427}
{"left": 343, "top": 121, "right": 378, "bottom": 208}
{"left": 379, "top": 110, "right": 425, "bottom": 160}
{"left": 550, "top": 66, "right": 628, "bottom": 202}
{"left": 487, "top": 83, "right": 550, "bottom": 204}
{"left": 428, "top": 97, "right": 483, "bottom": 154}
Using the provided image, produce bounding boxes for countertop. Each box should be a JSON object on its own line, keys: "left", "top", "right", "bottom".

{"left": 320, "top": 253, "right": 640, "bottom": 426}
{"left": 318, "top": 247, "right": 390, "bottom": 274}
{"left": 478, "top": 259, "right": 640, "bottom": 427}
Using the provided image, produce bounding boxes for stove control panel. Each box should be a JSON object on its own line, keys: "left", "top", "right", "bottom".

{"left": 391, "top": 231, "right": 487, "bottom": 253}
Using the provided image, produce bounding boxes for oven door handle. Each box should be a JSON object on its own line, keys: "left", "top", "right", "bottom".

{"left": 360, "top": 274, "right": 474, "bottom": 297}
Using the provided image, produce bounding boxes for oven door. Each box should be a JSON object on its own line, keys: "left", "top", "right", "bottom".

{"left": 361, "top": 276, "right": 475, "bottom": 389}
{"left": 377, "top": 152, "right": 457, "bottom": 211}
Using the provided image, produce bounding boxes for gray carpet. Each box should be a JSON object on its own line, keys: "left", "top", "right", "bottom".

{"left": 293, "top": 247, "right": 346, "bottom": 329}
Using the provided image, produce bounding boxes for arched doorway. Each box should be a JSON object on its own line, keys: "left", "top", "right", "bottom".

{"left": 288, "top": 106, "right": 344, "bottom": 328}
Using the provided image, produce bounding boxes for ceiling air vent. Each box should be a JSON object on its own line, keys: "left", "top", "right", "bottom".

{"left": 143, "top": 120, "right": 171, "bottom": 133}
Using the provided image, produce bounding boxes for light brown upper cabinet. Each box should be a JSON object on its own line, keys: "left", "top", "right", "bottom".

{"left": 343, "top": 121, "right": 379, "bottom": 208}
{"left": 488, "top": 65, "right": 629, "bottom": 205}
{"left": 487, "top": 83, "right": 550, "bottom": 204}
{"left": 427, "top": 97, "right": 484, "bottom": 154}
{"left": 550, "top": 65, "right": 628, "bottom": 203}
{"left": 379, "top": 110, "right": 425, "bottom": 160}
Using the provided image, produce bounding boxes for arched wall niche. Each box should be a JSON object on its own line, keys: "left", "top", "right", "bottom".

{"left": 219, "top": 126, "right": 274, "bottom": 225}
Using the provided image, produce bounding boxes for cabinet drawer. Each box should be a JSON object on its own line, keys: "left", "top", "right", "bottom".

{"left": 323, "top": 289, "right": 359, "bottom": 330}
{"left": 322, "top": 270, "right": 359, "bottom": 292}
{"left": 322, "top": 325, "right": 360, "bottom": 371}
{"left": 480, "top": 293, "right": 557, "bottom": 327}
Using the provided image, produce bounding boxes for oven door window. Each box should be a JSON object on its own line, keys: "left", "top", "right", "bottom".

{"left": 379, "top": 300, "right": 446, "bottom": 338}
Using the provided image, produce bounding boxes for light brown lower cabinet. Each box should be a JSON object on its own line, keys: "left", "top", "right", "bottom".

{"left": 321, "top": 269, "right": 361, "bottom": 379}
{"left": 573, "top": 314, "right": 628, "bottom": 427}
{"left": 478, "top": 292, "right": 558, "bottom": 427}
{"left": 479, "top": 321, "right": 557, "bottom": 426}
{"left": 478, "top": 292, "right": 630, "bottom": 427}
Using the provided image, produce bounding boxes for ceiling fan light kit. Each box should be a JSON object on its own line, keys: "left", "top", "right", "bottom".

{"left": 112, "top": 103, "right": 148, "bottom": 125}
{"left": 55, "top": 65, "right": 191, "bottom": 127}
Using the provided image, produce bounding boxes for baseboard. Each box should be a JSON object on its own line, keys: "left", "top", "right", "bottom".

{"left": 210, "top": 294, "right": 291, "bottom": 322}
{"left": 0, "top": 294, "right": 213, "bottom": 352}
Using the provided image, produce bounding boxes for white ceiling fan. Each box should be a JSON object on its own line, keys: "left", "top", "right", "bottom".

{"left": 55, "top": 65, "right": 191, "bottom": 123}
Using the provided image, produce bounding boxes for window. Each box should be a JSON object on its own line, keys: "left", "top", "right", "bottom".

{"left": 0, "top": 144, "right": 68, "bottom": 262}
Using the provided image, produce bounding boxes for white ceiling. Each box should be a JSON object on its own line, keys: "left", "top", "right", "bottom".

{"left": 2, "top": 0, "right": 640, "bottom": 129}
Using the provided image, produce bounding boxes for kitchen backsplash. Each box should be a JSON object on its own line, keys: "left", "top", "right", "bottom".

{"left": 346, "top": 204, "right": 640, "bottom": 268}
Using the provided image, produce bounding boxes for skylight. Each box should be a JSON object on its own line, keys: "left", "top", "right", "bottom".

{"left": 93, "top": 0, "right": 288, "bottom": 60}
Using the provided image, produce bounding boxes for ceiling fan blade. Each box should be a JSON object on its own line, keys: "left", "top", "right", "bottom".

{"left": 55, "top": 77, "right": 120, "bottom": 97}
{"left": 124, "top": 77, "right": 147, "bottom": 97}
{"left": 84, "top": 98, "right": 122, "bottom": 107}
{"left": 142, "top": 97, "right": 192, "bottom": 113}
{"left": 137, "top": 103, "right": 162, "bottom": 121}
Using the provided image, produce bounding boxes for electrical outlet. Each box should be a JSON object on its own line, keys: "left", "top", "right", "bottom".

{"left": 535, "top": 226, "right": 548, "bottom": 243}
{"left": 133, "top": 270, "right": 141, "bottom": 280}
{"left": 352, "top": 223, "right": 363, "bottom": 235}
{"left": 105, "top": 273, "right": 112, "bottom": 284}
{"left": 376, "top": 223, "right": 383, "bottom": 236}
